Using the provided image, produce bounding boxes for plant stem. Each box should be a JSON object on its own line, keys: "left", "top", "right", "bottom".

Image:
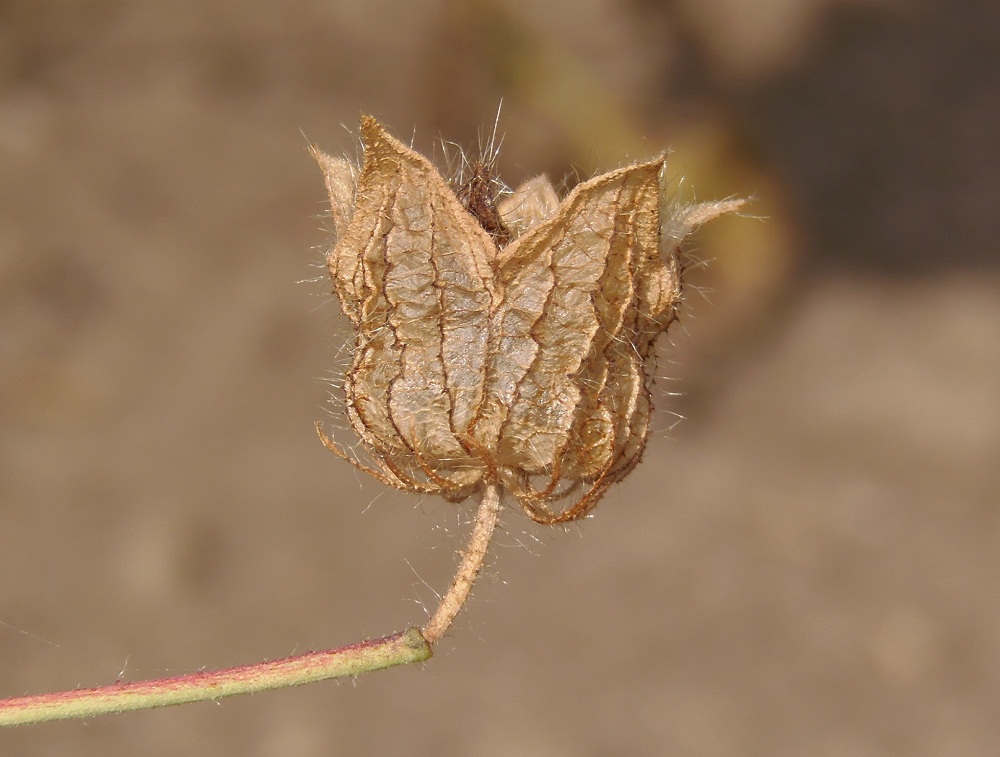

{"left": 0, "top": 484, "right": 503, "bottom": 727}
{"left": 0, "top": 628, "right": 430, "bottom": 727}
{"left": 423, "top": 481, "right": 502, "bottom": 644}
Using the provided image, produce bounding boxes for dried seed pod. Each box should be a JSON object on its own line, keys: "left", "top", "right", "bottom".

{"left": 315, "top": 117, "right": 743, "bottom": 522}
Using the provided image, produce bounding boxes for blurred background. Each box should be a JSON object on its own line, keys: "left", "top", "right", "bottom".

{"left": 1, "top": 0, "right": 997, "bottom": 754}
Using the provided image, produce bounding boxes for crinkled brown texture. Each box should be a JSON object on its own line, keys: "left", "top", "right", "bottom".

{"left": 315, "top": 117, "right": 742, "bottom": 522}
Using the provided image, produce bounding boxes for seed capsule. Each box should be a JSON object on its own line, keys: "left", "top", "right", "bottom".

{"left": 314, "top": 117, "right": 743, "bottom": 522}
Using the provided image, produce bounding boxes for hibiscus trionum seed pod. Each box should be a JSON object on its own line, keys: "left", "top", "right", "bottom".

{"left": 313, "top": 116, "right": 743, "bottom": 523}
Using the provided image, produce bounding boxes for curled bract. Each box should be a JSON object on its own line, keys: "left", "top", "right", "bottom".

{"left": 313, "top": 116, "right": 743, "bottom": 523}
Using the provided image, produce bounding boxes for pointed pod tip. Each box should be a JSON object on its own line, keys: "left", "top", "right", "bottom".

{"left": 360, "top": 115, "right": 386, "bottom": 146}
{"left": 682, "top": 197, "right": 749, "bottom": 228}
{"left": 308, "top": 142, "right": 333, "bottom": 168}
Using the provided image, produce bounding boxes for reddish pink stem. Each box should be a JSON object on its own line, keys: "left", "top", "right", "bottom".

{"left": 0, "top": 627, "right": 430, "bottom": 727}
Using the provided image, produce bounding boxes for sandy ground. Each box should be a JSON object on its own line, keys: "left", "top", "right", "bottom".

{"left": 2, "top": 1, "right": 998, "bottom": 755}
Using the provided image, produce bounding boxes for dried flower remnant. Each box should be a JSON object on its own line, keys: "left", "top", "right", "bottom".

{"left": 455, "top": 153, "right": 513, "bottom": 248}
{"left": 313, "top": 117, "right": 743, "bottom": 524}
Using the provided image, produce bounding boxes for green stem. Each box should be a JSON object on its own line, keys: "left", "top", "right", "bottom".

{"left": 0, "top": 627, "right": 430, "bottom": 727}
{"left": 0, "top": 486, "right": 503, "bottom": 727}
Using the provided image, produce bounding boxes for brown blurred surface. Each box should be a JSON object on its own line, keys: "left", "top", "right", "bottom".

{"left": 1, "top": 0, "right": 998, "bottom": 754}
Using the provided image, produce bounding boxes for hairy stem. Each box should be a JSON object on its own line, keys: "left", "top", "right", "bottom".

{"left": 423, "top": 481, "right": 503, "bottom": 644}
{"left": 0, "top": 484, "right": 503, "bottom": 727}
{"left": 0, "top": 628, "right": 430, "bottom": 727}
